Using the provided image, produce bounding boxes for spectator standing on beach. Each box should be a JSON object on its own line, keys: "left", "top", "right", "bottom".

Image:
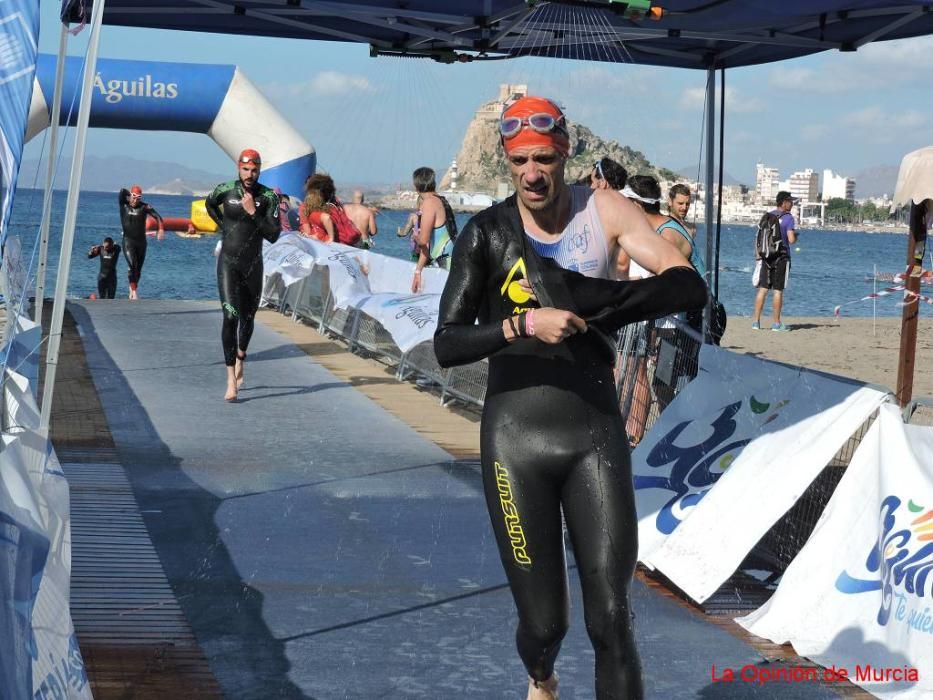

{"left": 434, "top": 95, "right": 706, "bottom": 700}
{"left": 298, "top": 174, "right": 336, "bottom": 243}
{"left": 273, "top": 187, "right": 294, "bottom": 232}
{"left": 752, "top": 190, "right": 797, "bottom": 332}
{"left": 88, "top": 237, "right": 121, "bottom": 299}
{"left": 590, "top": 157, "right": 627, "bottom": 191}
{"left": 410, "top": 167, "right": 457, "bottom": 292}
{"left": 118, "top": 185, "right": 163, "bottom": 300}
{"left": 206, "top": 148, "right": 281, "bottom": 401}
{"left": 343, "top": 190, "right": 378, "bottom": 249}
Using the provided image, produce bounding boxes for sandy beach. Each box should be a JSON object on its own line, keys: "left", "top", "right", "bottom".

{"left": 721, "top": 316, "right": 933, "bottom": 399}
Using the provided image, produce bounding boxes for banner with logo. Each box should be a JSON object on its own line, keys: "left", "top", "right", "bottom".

{"left": 0, "top": 1, "right": 39, "bottom": 254}
{"left": 355, "top": 293, "right": 441, "bottom": 353}
{"left": 739, "top": 404, "right": 932, "bottom": 699}
{"left": 1, "top": 368, "right": 91, "bottom": 699}
{"left": 634, "top": 345, "right": 888, "bottom": 603}
{"left": 262, "top": 236, "right": 316, "bottom": 287}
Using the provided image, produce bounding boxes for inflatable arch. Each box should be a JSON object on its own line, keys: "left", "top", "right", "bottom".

{"left": 25, "top": 55, "right": 315, "bottom": 199}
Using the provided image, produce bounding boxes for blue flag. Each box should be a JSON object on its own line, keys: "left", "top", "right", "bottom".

{"left": 0, "top": 1, "right": 40, "bottom": 254}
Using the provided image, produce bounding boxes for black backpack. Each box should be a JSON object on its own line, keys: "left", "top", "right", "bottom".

{"left": 755, "top": 211, "right": 785, "bottom": 260}
{"left": 437, "top": 195, "right": 458, "bottom": 240}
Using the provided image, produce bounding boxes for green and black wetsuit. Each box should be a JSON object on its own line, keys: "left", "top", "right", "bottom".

{"left": 434, "top": 195, "right": 706, "bottom": 699}
{"left": 205, "top": 179, "right": 280, "bottom": 366}
{"left": 118, "top": 189, "right": 162, "bottom": 288}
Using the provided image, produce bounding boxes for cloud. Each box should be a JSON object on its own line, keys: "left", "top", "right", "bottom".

{"left": 842, "top": 106, "right": 925, "bottom": 130}
{"left": 679, "top": 86, "right": 764, "bottom": 113}
{"left": 800, "top": 124, "right": 831, "bottom": 142}
{"left": 307, "top": 71, "right": 375, "bottom": 96}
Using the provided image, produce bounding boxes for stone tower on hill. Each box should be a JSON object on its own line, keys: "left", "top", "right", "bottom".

{"left": 439, "top": 84, "right": 675, "bottom": 194}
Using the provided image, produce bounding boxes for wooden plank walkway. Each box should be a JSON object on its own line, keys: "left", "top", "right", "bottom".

{"left": 43, "top": 307, "right": 222, "bottom": 698}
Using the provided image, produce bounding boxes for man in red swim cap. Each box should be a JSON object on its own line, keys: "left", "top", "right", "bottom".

{"left": 118, "top": 183, "right": 164, "bottom": 299}
{"left": 434, "top": 95, "right": 704, "bottom": 700}
{"left": 205, "top": 148, "right": 281, "bottom": 401}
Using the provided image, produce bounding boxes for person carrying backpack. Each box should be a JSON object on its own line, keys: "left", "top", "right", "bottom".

{"left": 752, "top": 190, "right": 798, "bottom": 331}
{"left": 409, "top": 166, "right": 458, "bottom": 292}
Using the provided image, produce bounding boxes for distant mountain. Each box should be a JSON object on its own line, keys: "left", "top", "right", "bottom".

{"left": 16, "top": 155, "right": 227, "bottom": 195}
{"left": 675, "top": 165, "right": 746, "bottom": 188}
{"left": 852, "top": 165, "right": 899, "bottom": 199}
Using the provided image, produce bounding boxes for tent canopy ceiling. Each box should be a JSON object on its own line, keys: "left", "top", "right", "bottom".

{"left": 63, "top": 1, "right": 933, "bottom": 70}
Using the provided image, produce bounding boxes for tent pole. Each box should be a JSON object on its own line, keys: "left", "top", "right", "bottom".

{"left": 703, "top": 65, "right": 716, "bottom": 333}
{"left": 39, "top": 0, "right": 107, "bottom": 437}
{"left": 35, "top": 25, "right": 69, "bottom": 331}
{"left": 894, "top": 201, "right": 929, "bottom": 407}
{"left": 714, "top": 67, "right": 725, "bottom": 299}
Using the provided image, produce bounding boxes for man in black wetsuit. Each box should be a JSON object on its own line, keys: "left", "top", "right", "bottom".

{"left": 88, "top": 237, "right": 121, "bottom": 299}
{"left": 434, "top": 96, "right": 707, "bottom": 700}
{"left": 118, "top": 184, "right": 163, "bottom": 300}
{"left": 205, "top": 148, "right": 281, "bottom": 401}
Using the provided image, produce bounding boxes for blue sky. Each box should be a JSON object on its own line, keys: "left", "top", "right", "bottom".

{"left": 25, "top": 3, "right": 933, "bottom": 189}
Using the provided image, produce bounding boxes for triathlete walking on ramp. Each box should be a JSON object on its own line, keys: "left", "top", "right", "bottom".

{"left": 206, "top": 148, "right": 281, "bottom": 402}
{"left": 118, "top": 184, "right": 163, "bottom": 299}
{"left": 87, "top": 237, "right": 121, "bottom": 299}
{"left": 434, "top": 96, "right": 706, "bottom": 700}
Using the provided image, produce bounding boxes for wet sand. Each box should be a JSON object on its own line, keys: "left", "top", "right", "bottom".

{"left": 721, "top": 315, "right": 933, "bottom": 399}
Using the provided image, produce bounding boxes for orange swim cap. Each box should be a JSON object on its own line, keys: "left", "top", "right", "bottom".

{"left": 500, "top": 96, "right": 570, "bottom": 157}
{"left": 238, "top": 148, "right": 262, "bottom": 166}
{"left": 130, "top": 185, "right": 142, "bottom": 195}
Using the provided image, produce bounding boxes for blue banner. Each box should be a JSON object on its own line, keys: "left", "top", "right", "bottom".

{"left": 0, "top": 1, "right": 40, "bottom": 253}
{"left": 36, "top": 55, "right": 235, "bottom": 134}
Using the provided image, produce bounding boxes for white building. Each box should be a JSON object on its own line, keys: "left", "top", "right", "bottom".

{"left": 755, "top": 163, "right": 780, "bottom": 204}
{"left": 789, "top": 168, "right": 818, "bottom": 203}
{"left": 822, "top": 169, "right": 856, "bottom": 203}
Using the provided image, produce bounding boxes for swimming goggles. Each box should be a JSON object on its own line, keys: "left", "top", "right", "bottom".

{"left": 239, "top": 154, "right": 261, "bottom": 165}
{"left": 593, "top": 160, "right": 605, "bottom": 180}
{"left": 499, "top": 112, "right": 567, "bottom": 140}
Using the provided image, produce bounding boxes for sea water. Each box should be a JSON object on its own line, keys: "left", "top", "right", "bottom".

{"left": 7, "top": 189, "right": 918, "bottom": 317}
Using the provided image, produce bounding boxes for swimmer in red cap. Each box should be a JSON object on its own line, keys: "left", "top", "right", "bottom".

{"left": 118, "top": 184, "right": 164, "bottom": 299}
{"left": 205, "top": 148, "right": 281, "bottom": 401}
{"left": 434, "top": 95, "right": 706, "bottom": 699}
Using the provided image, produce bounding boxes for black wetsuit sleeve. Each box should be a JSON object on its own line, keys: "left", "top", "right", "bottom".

{"left": 557, "top": 265, "right": 708, "bottom": 333}
{"left": 205, "top": 184, "right": 226, "bottom": 228}
{"left": 119, "top": 189, "right": 129, "bottom": 206}
{"left": 88, "top": 246, "right": 100, "bottom": 259}
{"left": 434, "top": 222, "right": 510, "bottom": 368}
{"left": 145, "top": 204, "right": 163, "bottom": 225}
{"left": 257, "top": 190, "right": 281, "bottom": 243}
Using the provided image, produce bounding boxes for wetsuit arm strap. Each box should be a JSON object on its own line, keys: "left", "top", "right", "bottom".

{"left": 434, "top": 223, "right": 508, "bottom": 368}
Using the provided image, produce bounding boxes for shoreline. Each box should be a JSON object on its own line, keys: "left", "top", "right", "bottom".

{"left": 721, "top": 316, "right": 933, "bottom": 399}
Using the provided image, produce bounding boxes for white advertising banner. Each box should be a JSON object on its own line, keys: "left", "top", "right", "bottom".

{"left": 739, "top": 404, "right": 932, "bottom": 699}
{"left": 634, "top": 345, "right": 888, "bottom": 602}
{"left": 355, "top": 293, "right": 441, "bottom": 353}
{"left": 0, "top": 370, "right": 90, "bottom": 699}
{"left": 262, "top": 239, "right": 316, "bottom": 287}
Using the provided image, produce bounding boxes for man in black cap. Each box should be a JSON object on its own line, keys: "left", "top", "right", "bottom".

{"left": 752, "top": 190, "right": 798, "bottom": 331}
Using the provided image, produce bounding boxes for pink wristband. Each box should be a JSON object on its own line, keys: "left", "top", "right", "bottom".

{"left": 526, "top": 308, "right": 536, "bottom": 336}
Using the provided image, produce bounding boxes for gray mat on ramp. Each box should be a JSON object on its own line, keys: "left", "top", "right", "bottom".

{"left": 69, "top": 300, "right": 840, "bottom": 699}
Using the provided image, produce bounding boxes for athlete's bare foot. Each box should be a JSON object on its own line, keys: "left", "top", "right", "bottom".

{"left": 129, "top": 288, "right": 138, "bottom": 300}
{"left": 234, "top": 353, "right": 246, "bottom": 388}
{"left": 224, "top": 366, "right": 238, "bottom": 401}
{"left": 527, "top": 673, "right": 559, "bottom": 700}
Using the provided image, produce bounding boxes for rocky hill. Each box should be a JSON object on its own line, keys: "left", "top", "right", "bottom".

{"left": 439, "top": 95, "right": 675, "bottom": 193}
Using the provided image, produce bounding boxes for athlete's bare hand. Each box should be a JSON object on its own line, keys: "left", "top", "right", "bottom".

{"left": 518, "top": 278, "right": 538, "bottom": 302}
{"left": 242, "top": 191, "right": 257, "bottom": 216}
{"left": 157, "top": 228, "right": 165, "bottom": 241}
{"left": 532, "top": 307, "right": 587, "bottom": 344}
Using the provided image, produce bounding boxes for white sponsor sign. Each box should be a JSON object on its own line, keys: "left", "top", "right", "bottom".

{"left": 262, "top": 240, "right": 315, "bottom": 287}
{"left": 739, "top": 403, "right": 932, "bottom": 699}
{"left": 355, "top": 292, "right": 441, "bottom": 353}
{"left": 634, "top": 345, "right": 888, "bottom": 602}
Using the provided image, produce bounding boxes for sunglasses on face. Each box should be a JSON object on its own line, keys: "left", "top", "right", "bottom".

{"left": 499, "top": 112, "right": 567, "bottom": 140}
